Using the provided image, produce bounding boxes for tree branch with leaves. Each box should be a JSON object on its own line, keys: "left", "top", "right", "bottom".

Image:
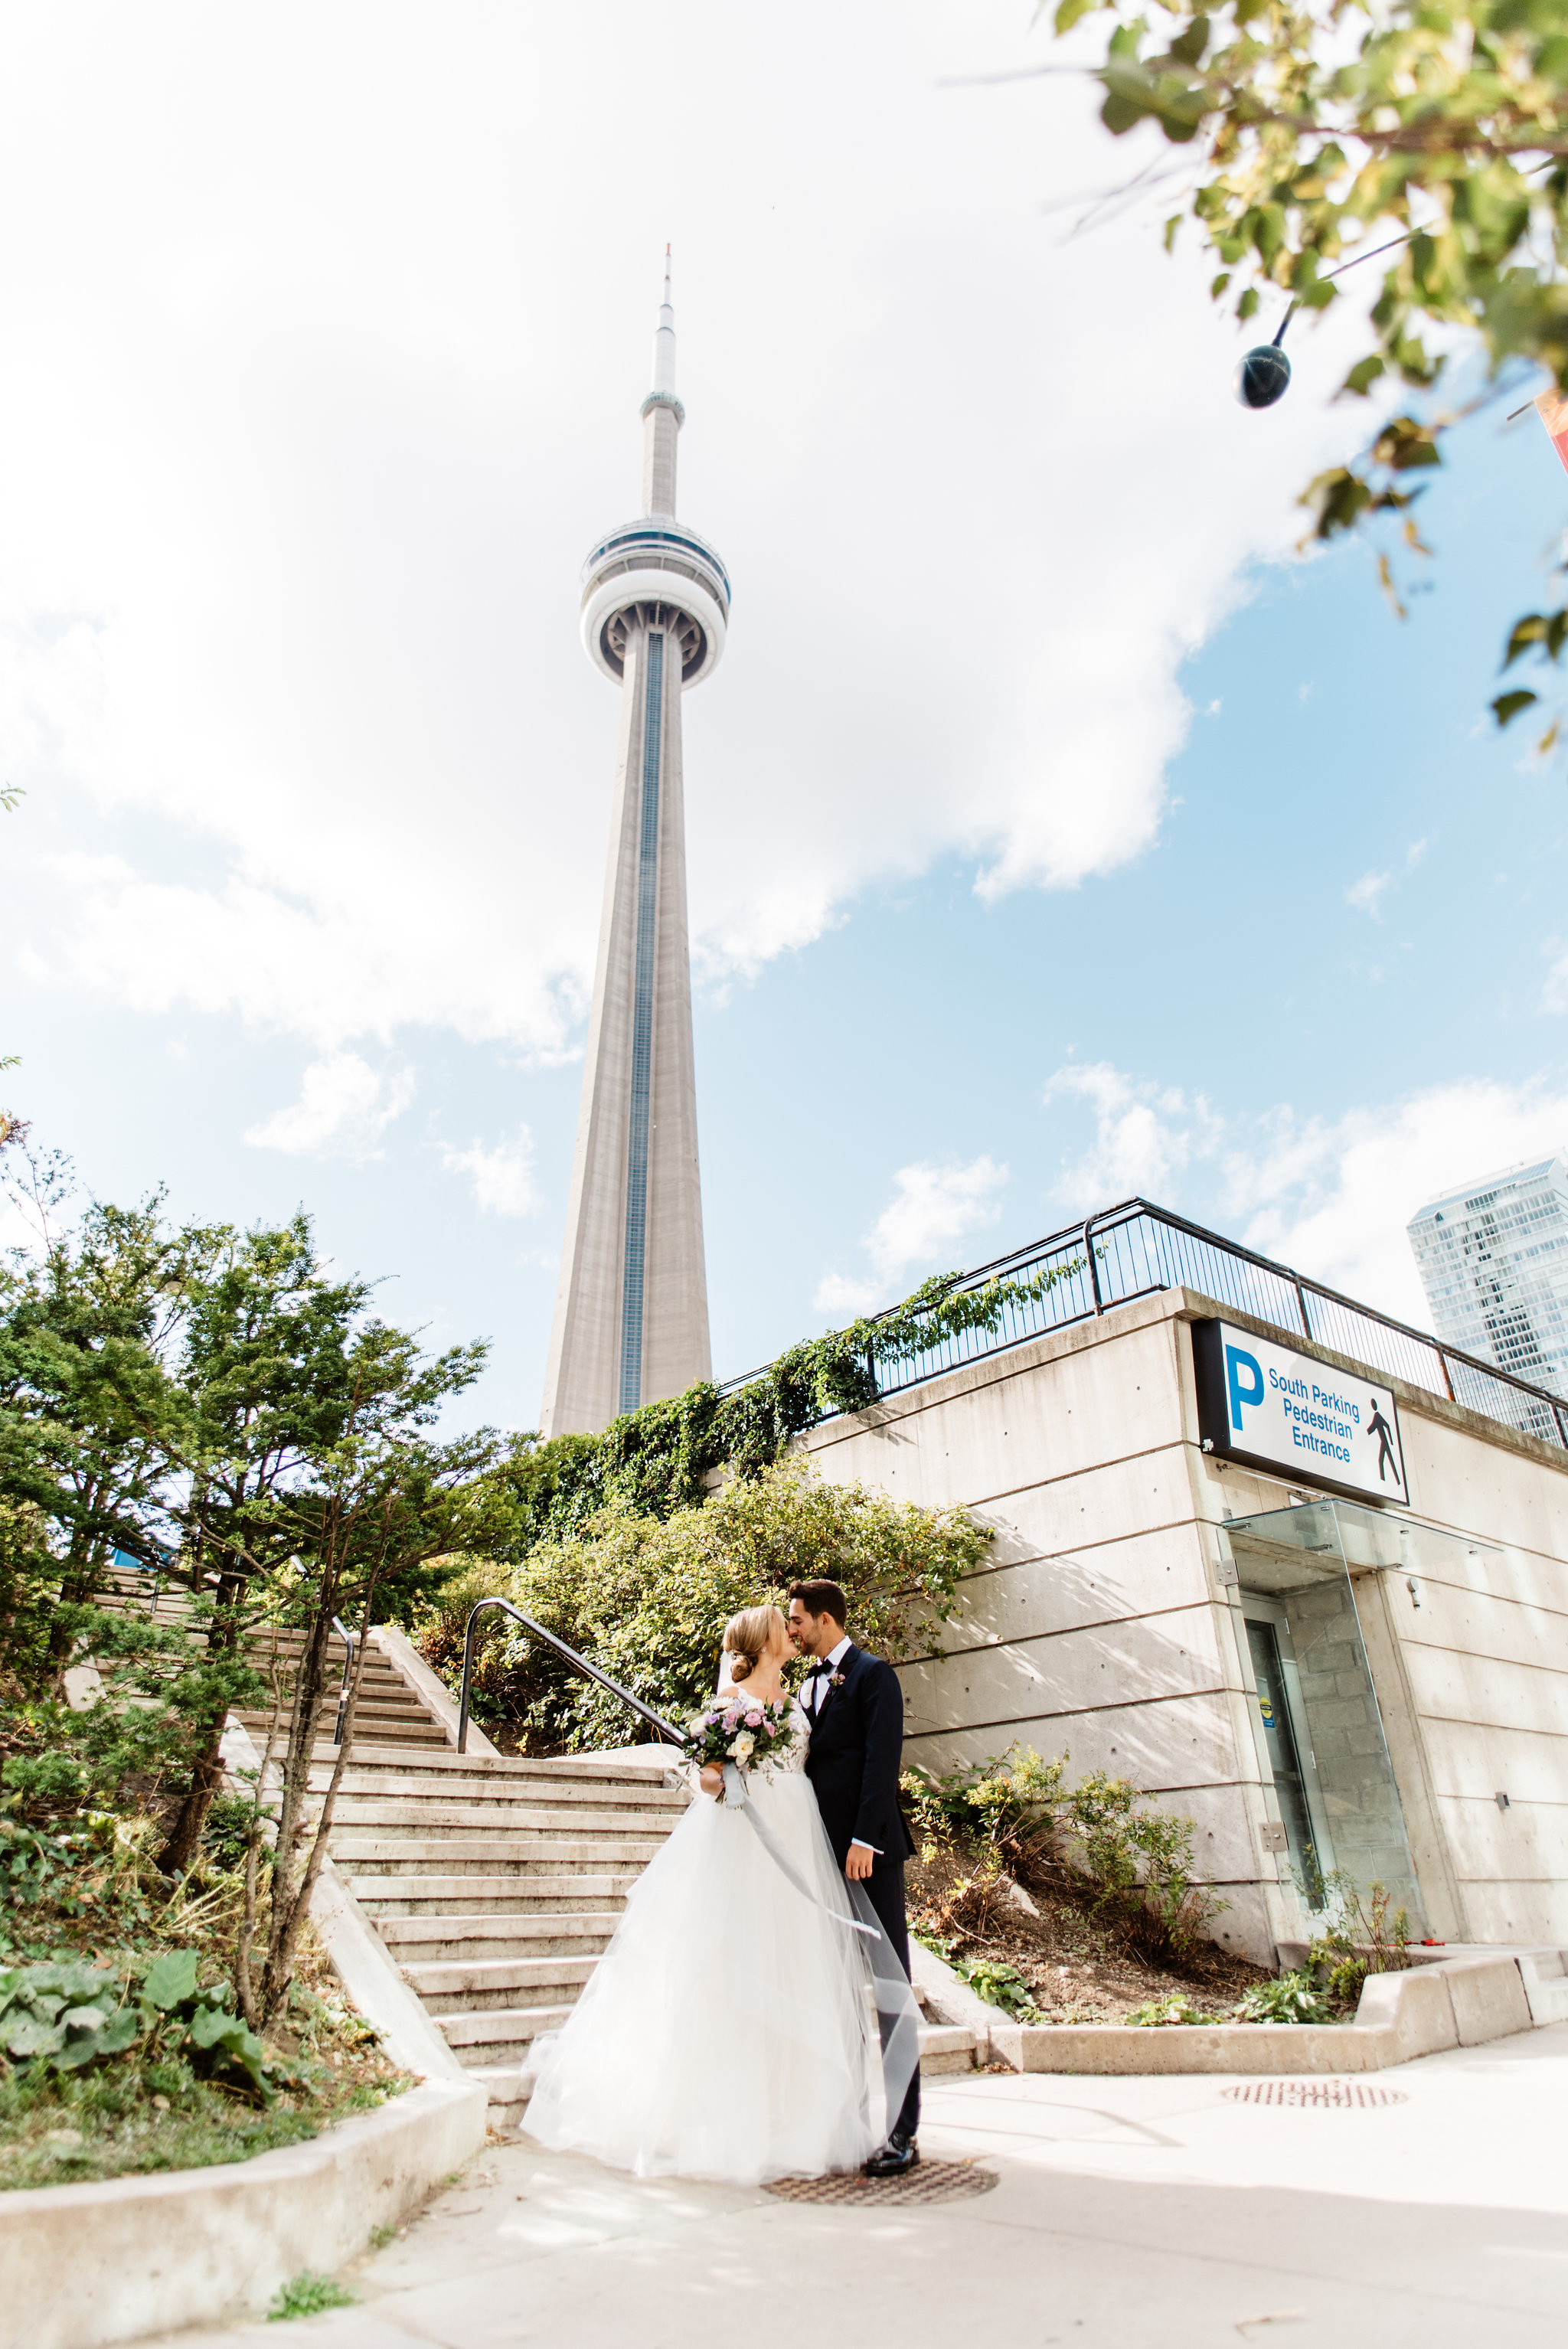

{"left": 1040, "top": 0, "right": 1568, "bottom": 741}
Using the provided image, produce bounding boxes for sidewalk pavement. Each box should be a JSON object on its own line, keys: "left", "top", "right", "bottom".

{"left": 140, "top": 2021, "right": 1568, "bottom": 2349}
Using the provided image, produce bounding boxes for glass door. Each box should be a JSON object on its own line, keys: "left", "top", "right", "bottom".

{"left": 1241, "top": 1597, "right": 1336, "bottom": 1907}
{"left": 1225, "top": 1498, "right": 1427, "bottom": 1936}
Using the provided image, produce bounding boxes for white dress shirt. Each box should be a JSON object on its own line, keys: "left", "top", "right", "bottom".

{"left": 804, "top": 1635, "right": 878, "bottom": 1855}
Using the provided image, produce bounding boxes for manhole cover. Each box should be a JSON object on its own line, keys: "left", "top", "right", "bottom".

{"left": 765, "top": 2158, "right": 999, "bottom": 2206}
{"left": 1223, "top": 2079, "right": 1407, "bottom": 2108}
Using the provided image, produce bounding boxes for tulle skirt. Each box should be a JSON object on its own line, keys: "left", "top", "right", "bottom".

{"left": 521, "top": 1769, "right": 882, "bottom": 2184}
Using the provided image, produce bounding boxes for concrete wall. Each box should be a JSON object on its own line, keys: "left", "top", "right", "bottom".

{"left": 803, "top": 1287, "right": 1568, "bottom": 1964}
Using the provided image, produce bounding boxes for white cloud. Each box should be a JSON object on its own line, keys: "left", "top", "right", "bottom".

{"left": 1233, "top": 1083, "right": 1568, "bottom": 1327}
{"left": 1344, "top": 840, "right": 1426, "bottom": 923}
{"left": 1044, "top": 1063, "right": 1220, "bottom": 1204}
{"left": 1044, "top": 1056, "right": 1568, "bottom": 1330}
{"left": 0, "top": 2, "right": 1387, "bottom": 1056}
{"left": 244, "top": 1053, "right": 414, "bottom": 1159}
{"left": 813, "top": 1155, "right": 1009, "bottom": 1315}
{"left": 1542, "top": 940, "right": 1568, "bottom": 1013}
{"left": 1345, "top": 869, "right": 1392, "bottom": 917}
{"left": 440, "top": 1129, "right": 541, "bottom": 1219}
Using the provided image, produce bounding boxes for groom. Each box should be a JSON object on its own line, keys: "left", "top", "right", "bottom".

{"left": 786, "top": 1578, "right": 920, "bottom": 2176}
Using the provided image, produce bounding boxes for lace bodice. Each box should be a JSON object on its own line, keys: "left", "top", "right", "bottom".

{"left": 764, "top": 1700, "right": 811, "bottom": 1777}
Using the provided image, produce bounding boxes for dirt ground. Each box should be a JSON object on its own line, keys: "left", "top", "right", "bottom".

{"left": 907, "top": 1846, "right": 1272, "bottom": 2023}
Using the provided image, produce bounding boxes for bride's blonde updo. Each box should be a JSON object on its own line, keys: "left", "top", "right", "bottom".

{"left": 722, "top": 1605, "right": 778, "bottom": 1684}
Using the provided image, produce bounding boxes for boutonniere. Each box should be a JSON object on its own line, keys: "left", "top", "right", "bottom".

{"left": 828, "top": 1671, "right": 846, "bottom": 1688}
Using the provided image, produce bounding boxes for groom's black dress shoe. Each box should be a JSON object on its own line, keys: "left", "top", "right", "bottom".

{"left": 862, "top": 2131, "right": 919, "bottom": 2177}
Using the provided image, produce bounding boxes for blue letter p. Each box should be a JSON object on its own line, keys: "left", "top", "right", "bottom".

{"left": 1226, "top": 1344, "right": 1264, "bottom": 1434}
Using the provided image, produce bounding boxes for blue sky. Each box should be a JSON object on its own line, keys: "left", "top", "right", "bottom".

{"left": 5, "top": 4, "right": 1567, "bottom": 1434}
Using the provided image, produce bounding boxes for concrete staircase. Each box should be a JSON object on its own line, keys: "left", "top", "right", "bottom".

{"left": 315, "top": 1744, "right": 687, "bottom": 2126}
{"left": 98, "top": 1563, "right": 988, "bottom": 2120}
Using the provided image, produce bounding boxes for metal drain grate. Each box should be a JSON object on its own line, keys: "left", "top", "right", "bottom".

{"left": 765, "top": 2159, "right": 999, "bottom": 2206}
{"left": 1223, "top": 2079, "right": 1408, "bottom": 2108}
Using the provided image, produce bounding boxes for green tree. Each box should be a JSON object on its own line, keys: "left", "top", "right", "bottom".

{"left": 1039, "top": 0, "right": 1568, "bottom": 737}
{"left": 0, "top": 1159, "right": 202, "bottom": 1694}
{"left": 418, "top": 1451, "right": 989, "bottom": 1753}
{"left": 153, "top": 1217, "right": 394, "bottom": 1877}
{"left": 232, "top": 1312, "right": 493, "bottom": 2024}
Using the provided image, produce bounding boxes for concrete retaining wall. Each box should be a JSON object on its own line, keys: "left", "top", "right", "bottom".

{"left": 0, "top": 1815, "right": 487, "bottom": 2349}
{"left": 985, "top": 1951, "right": 1541, "bottom": 2076}
{"left": 804, "top": 1285, "right": 1568, "bottom": 1964}
{"left": 0, "top": 2077, "right": 486, "bottom": 2349}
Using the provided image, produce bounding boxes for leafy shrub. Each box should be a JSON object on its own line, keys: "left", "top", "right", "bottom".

{"left": 1061, "top": 1771, "right": 1226, "bottom": 1965}
{"left": 903, "top": 1749, "right": 1065, "bottom": 1877}
{"left": 1237, "top": 1971, "right": 1336, "bottom": 2025}
{"left": 1124, "top": 1993, "right": 1223, "bottom": 2027}
{"left": 906, "top": 1746, "right": 1227, "bottom": 1966}
{"left": 952, "top": 1955, "right": 1043, "bottom": 2022}
{"left": 0, "top": 1948, "right": 289, "bottom": 2101}
{"left": 415, "top": 1454, "right": 987, "bottom": 1752}
{"left": 1301, "top": 1874, "right": 1413, "bottom": 2008}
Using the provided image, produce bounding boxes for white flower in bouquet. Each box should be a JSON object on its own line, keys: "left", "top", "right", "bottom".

{"left": 730, "top": 1731, "right": 756, "bottom": 1760}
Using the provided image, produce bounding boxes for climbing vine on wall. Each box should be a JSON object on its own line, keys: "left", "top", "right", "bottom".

{"left": 462, "top": 1259, "right": 1082, "bottom": 1558}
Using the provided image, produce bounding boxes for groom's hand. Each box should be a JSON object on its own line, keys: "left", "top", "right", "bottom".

{"left": 844, "top": 1841, "right": 874, "bottom": 1881}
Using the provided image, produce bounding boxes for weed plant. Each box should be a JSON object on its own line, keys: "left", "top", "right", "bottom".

{"left": 903, "top": 1745, "right": 1227, "bottom": 1969}
{"left": 268, "top": 2272, "right": 358, "bottom": 2321}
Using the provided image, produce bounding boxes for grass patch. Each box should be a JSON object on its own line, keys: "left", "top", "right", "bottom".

{"left": 269, "top": 2272, "right": 357, "bottom": 2321}
{"left": 0, "top": 1802, "right": 410, "bottom": 2191}
{"left": 0, "top": 2052, "right": 398, "bottom": 2192}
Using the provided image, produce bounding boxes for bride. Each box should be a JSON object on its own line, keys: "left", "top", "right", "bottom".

{"left": 521, "top": 1604, "right": 886, "bottom": 2184}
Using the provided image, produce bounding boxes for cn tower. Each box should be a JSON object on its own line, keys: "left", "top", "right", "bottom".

{"left": 540, "top": 253, "right": 728, "bottom": 1436}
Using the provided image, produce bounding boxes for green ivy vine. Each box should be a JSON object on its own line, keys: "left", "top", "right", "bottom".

{"left": 466, "top": 1259, "right": 1082, "bottom": 1557}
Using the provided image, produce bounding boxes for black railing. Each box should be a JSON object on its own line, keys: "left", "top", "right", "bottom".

{"left": 330, "top": 1614, "right": 358, "bottom": 1748}
{"left": 456, "top": 1596, "right": 683, "bottom": 1756}
{"left": 720, "top": 1197, "right": 1568, "bottom": 1452}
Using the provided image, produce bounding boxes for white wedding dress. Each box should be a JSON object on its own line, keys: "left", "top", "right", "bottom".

{"left": 521, "top": 1695, "right": 882, "bottom": 2184}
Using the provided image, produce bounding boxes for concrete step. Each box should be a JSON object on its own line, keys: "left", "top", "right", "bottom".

{"left": 347, "top": 1874, "right": 639, "bottom": 1916}
{"left": 439, "top": 2004, "right": 578, "bottom": 2057}
{"left": 236, "top": 1713, "right": 446, "bottom": 1746}
{"left": 472, "top": 2023, "right": 985, "bottom": 2128}
{"left": 375, "top": 1913, "right": 622, "bottom": 1961}
{"left": 917, "top": 2023, "right": 983, "bottom": 2076}
{"left": 403, "top": 1954, "right": 599, "bottom": 2011}
{"left": 322, "top": 1799, "right": 678, "bottom": 1835}
{"left": 312, "top": 1771, "right": 686, "bottom": 1814}
{"left": 330, "top": 1837, "right": 670, "bottom": 1873}
{"left": 311, "top": 1744, "right": 680, "bottom": 1785}
{"left": 466, "top": 2062, "right": 532, "bottom": 2125}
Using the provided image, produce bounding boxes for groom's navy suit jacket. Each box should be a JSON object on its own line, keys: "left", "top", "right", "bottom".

{"left": 802, "top": 1644, "right": 916, "bottom": 1870}
{"left": 802, "top": 1642, "right": 920, "bottom": 2138}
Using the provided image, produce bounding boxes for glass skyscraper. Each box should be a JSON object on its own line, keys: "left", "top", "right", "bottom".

{"left": 1408, "top": 1154, "right": 1568, "bottom": 1402}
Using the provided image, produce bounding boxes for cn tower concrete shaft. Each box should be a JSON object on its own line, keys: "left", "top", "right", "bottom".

{"left": 540, "top": 256, "right": 728, "bottom": 1436}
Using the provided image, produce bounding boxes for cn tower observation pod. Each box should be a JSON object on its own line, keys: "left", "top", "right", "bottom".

{"left": 579, "top": 516, "right": 730, "bottom": 689}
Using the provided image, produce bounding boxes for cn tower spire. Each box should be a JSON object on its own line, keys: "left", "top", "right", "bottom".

{"left": 540, "top": 256, "right": 730, "bottom": 1435}
{"left": 641, "top": 246, "right": 683, "bottom": 516}
{"left": 652, "top": 245, "right": 675, "bottom": 396}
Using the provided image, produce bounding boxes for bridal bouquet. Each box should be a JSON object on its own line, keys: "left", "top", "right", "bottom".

{"left": 684, "top": 1692, "right": 798, "bottom": 1781}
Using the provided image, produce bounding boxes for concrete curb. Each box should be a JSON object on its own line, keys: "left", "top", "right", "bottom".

{"left": 309, "top": 1857, "right": 472, "bottom": 2086}
{"left": 0, "top": 1766, "right": 486, "bottom": 2349}
{"left": 0, "top": 2077, "right": 486, "bottom": 2349}
{"left": 986, "top": 1951, "right": 1544, "bottom": 2075}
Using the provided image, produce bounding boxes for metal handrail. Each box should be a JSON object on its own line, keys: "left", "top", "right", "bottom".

{"left": 456, "top": 1596, "right": 683, "bottom": 1756}
{"left": 714, "top": 1193, "right": 1568, "bottom": 1451}
{"left": 330, "top": 1614, "right": 358, "bottom": 1748}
